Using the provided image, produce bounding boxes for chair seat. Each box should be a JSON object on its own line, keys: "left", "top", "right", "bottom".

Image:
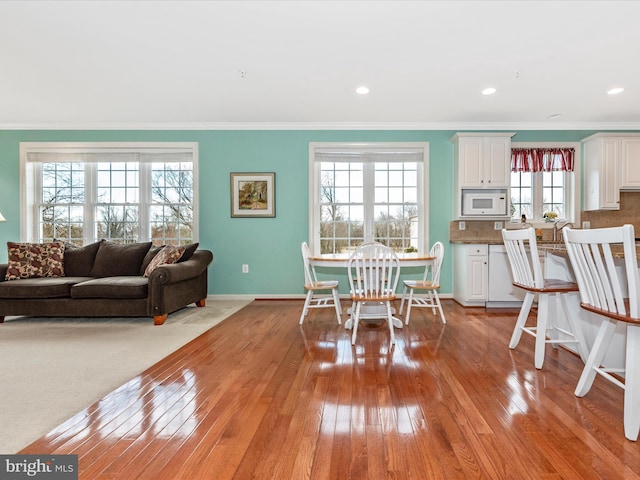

{"left": 350, "top": 292, "right": 396, "bottom": 302}
{"left": 402, "top": 280, "right": 439, "bottom": 290}
{"left": 305, "top": 280, "right": 339, "bottom": 290}
{"left": 581, "top": 300, "right": 640, "bottom": 326}
{"left": 513, "top": 279, "right": 579, "bottom": 293}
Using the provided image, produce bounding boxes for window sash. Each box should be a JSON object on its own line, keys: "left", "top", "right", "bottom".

{"left": 21, "top": 142, "right": 198, "bottom": 244}
{"left": 310, "top": 142, "right": 428, "bottom": 256}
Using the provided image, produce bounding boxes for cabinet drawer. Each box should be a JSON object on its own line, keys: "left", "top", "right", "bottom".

{"left": 466, "top": 245, "right": 488, "bottom": 256}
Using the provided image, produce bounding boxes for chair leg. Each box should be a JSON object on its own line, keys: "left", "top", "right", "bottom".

{"left": 300, "top": 290, "right": 313, "bottom": 324}
{"left": 575, "top": 319, "right": 617, "bottom": 397}
{"left": 509, "top": 292, "right": 534, "bottom": 349}
{"left": 433, "top": 290, "right": 446, "bottom": 324}
{"left": 399, "top": 285, "right": 408, "bottom": 315}
{"left": 405, "top": 288, "right": 414, "bottom": 325}
{"left": 332, "top": 288, "right": 342, "bottom": 325}
{"left": 351, "top": 302, "right": 362, "bottom": 345}
{"left": 548, "top": 294, "right": 559, "bottom": 350}
{"left": 559, "top": 293, "right": 588, "bottom": 363}
{"left": 534, "top": 294, "right": 549, "bottom": 369}
{"left": 386, "top": 301, "right": 395, "bottom": 346}
{"left": 624, "top": 324, "right": 640, "bottom": 441}
{"left": 428, "top": 291, "right": 437, "bottom": 315}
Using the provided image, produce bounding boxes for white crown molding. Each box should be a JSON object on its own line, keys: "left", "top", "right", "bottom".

{"left": 1, "top": 121, "right": 640, "bottom": 131}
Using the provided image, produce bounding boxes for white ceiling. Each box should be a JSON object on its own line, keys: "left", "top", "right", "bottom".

{"left": 1, "top": 0, "right": 639, "bottom": 130}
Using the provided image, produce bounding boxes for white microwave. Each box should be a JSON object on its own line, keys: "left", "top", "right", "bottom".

{"left": 461, "top": 189, "right": 508, "bottom": 216}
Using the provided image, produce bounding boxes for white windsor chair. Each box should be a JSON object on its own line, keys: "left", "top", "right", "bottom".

{"left": 347, "top": 242, "right": 401, "bottom": 347}
{"left": 502, "top": 227, "right": 588, "bottom": 369}
{"left": 398, "top": 241, "right": 445, "bottom": 325}
{"left": 564, "top": 224, "right": 640, "bottom": 441}
{"left": 300, "top": 242, "right": 342, "bottom": 325}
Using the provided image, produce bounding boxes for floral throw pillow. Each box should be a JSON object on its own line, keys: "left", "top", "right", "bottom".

{"left": 144, "top": 245, "right": 186, "bottom": 277}
{"left": 5, "top": 241, "right": 66, "bottom": 280}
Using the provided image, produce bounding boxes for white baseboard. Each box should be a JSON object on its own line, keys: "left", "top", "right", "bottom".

{"left": 207, "top": 293, "right": 454, "bottom": 301}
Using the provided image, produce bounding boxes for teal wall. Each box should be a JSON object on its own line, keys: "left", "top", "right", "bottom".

{"left": 0, "top": 129, "right": 605, "bottom": 296}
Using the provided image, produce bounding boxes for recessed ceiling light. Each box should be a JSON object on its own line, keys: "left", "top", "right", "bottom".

{"left": 356, "top": 86, "right": 370, "bottom": 95}
{"left": 549, "top": 113, "right": 562, "bottom": 119}
{"left": 481, "top": 87, "right": 497, "bottom": 96}
{"left": 607, "top": 87, "right": 624, "bottom": 95}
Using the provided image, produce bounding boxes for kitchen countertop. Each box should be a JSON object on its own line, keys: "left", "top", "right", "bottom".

{"left": 451, "top": 239, "right": 640, "bottom": 260}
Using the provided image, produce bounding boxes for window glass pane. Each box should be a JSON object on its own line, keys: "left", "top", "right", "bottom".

{"left": 388, "top": 187, "right": 404, "bottom": 203}
{"left": 510, "top": 171, "right": 533, "bottom": 220}
{"left": 375, "top": 187, "right": 388, "bottom": 203}
{"left": 388, "top": 170, "right": 403, "bottom": 187}
{"left": 374, "top": 170, "right": 388, "bottom": 187}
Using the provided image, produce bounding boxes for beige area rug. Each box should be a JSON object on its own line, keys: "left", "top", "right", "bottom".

{"left": 0, "top": 299, "right": 251, "bottom": 454}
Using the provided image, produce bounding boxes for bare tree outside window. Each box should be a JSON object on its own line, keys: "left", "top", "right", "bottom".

{"left": 40, "top": 163, "right": 85, "bottom": 244}
{"left": 36, "top": 156, "right": 194, "bottom": 245}
{"left": 150, "top": 163, "right": 194, "bottom": 245}
{"left": 319, "top": 161, "right": 419, "bottom": 254}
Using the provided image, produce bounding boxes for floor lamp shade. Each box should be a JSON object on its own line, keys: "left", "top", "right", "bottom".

{"left": 0, "top": 211, "right": 5, "bottom": 222}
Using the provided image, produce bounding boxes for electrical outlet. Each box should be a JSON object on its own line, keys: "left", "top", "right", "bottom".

{"left": 582, "top": 221, "right": 590, "bottom": 229}
{"left": 494, "top": 221, "right": 503, "bottom": 230}
{"left": 242, "top": 264, "right": 249, "bottom": 273}
{"left": 459, "top": 221, "right": 466, "bottom": 231}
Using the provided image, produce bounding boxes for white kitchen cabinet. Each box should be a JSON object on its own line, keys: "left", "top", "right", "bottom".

{"left": 452, "top": 133, "right": 514, "bottom": 188}
{"left": 583, "top": 133, "right": 640, "bottom": 211}
{"left": 452, "top": 244, "right": 488, "bottom": 306}
{"left": 621, "top": 137, "right": 640, "bottom": 189}
{"left": 487, "top": 245, "right": 524, "bottom": 305}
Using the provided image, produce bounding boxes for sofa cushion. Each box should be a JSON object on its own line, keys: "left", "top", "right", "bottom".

{"left": 0, "top": 276, "right": 91, "bottom": 299}
{"left": 70, "top": 276, "right": 149, "bottom": 299}
{"left": 177, "top": 242, "right": 199, "bottom": 263}
{"left": 144, "top": 245, "right": 186, "bottom": 277}
{"left": 5, "top": 241, "right": 66, "bottom": 280}
{"left": 90, "top": 241, "right": 152, "bottom": 277}
{"left": 63, "top": 240, "right": 104, "bottom": 277}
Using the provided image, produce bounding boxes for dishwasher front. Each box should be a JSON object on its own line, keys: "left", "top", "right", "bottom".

{"left": 487, "top": 245, "right": 526, "bottom": 307}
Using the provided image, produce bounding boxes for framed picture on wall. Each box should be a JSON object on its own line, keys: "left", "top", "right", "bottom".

{"left": 230, "top": 172, "right": 276, "bottom": 218}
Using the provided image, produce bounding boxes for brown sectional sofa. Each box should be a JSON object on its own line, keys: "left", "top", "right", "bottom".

{"left": 0, "top": 240, "right": 213, "bottom": 325}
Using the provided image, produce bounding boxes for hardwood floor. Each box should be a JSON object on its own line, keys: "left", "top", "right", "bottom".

{"left": 21, "top": 300, "right": 640, "bottom": 479}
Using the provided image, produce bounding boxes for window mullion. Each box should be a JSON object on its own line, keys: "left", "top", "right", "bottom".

{"left": 533, "top": 173, "right": 544, "bottom": 222}
{"left": 363, "top": 161, "right": 375, "bottom": 243}
{"left": 85, "top": 162, "right": 96, "bottom": 244}
{"left": 139, "top": 162, "right": 150, "bottom": 241}
{"left": 32, "top": 164, "right": 43, "bottom": 243}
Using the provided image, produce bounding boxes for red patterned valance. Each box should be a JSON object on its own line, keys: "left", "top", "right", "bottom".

{"left": 511, "top": 147, "right": 574, "bottom": 172}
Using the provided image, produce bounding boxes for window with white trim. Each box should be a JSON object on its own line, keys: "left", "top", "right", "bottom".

{"left": 21, "top": 143, "right": 198, "bottom": 245}
{"left": 309, "top": 143, "right": 429, "bottom": 255}
{"left": 509, "top": 143, "right": 580, "bottom": 224}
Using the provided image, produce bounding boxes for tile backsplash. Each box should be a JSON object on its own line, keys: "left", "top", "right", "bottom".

{"left": 581, "top": 191, "right": 640, "bottom": 232}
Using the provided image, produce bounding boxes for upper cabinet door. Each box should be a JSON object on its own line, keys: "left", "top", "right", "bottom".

{"left": 458, "top": 137, "right": 484, "bottom": 187}
{"left": 621, "top": 137, "right": 640, "bottom": 189}
{"left": 456, "top": 135, "right": 511, "bottom": 188}
{"left": 583, "top": 135, "right": 621, "bottom": 210}
{"left": 484, "top": 136, "right": 511, "bottom": 187}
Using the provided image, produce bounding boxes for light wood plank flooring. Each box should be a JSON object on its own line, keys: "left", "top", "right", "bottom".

{"left": 21, "top": 300, "right": 640, "bottom": 479}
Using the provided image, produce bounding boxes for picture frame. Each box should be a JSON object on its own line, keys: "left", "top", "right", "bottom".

{"left": 230, "top": 172, "right": 276, "bottom": 218}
